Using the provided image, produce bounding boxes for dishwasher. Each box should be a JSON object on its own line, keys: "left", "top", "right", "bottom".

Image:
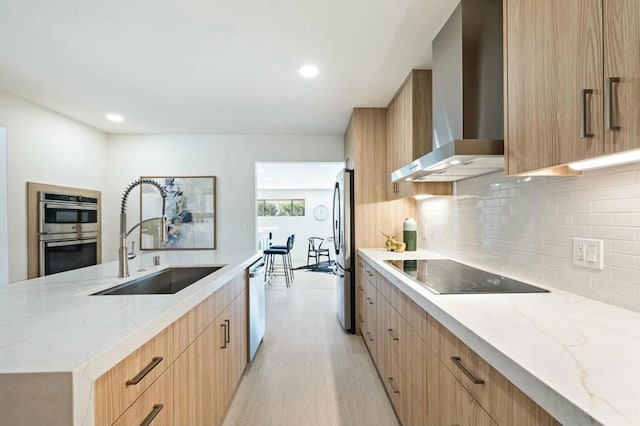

{"left": 248, "top": 258, "right": 266, "bottom": 362}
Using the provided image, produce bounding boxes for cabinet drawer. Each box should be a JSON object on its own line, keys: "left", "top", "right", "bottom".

{"left": 427, "top": 348, "right": 496, "bottom": 426}
{"left": 385, "top": 303, "right": 402, "bottom": 362}
{"left": 95, "top": 326, "right": 174, "bottom": 426}
{"left": 376, "top": 275, "right": 391, "bottom": 301}
{"left": 431, "top": 317, "right": 560, "bottom": 425}
{"left": 364, "top": 263, "right": 377, "bottom": 287}
{"left": 364, "top": 296, "right": 377, "bottom": 362}
{"left": 113, "top": 365, "right": 173, "bottom": 426}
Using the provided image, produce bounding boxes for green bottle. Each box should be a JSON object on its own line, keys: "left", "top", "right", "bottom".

{"left": 403, "top": 217, "right": 417, "bottom": 251}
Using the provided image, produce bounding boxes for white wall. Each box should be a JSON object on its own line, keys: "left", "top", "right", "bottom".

{"left": 0, "top": 127, "right": 7, "bottom": 285}
{"left": 104, "top": 134, "right": 343, "bottom": 261}
{"left": 417, "top": 163, "right": 640, "bottom": 312}
{"left": 0, "top": 90, "right": 109, "bottom": 282}
{"left": 257, "top": 188, "right": 336, "bottom": 265}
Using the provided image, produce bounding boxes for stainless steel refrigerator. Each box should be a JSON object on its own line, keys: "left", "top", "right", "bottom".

{"left": 333, "top": 168, "right": 355, "bottom": 333}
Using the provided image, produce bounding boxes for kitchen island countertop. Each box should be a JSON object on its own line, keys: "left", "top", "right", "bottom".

{"left": 0, "top": 249, "right": 261, "bottom": 425}
{"left": 360, "top": 248, "right": 640, "bottom": 426}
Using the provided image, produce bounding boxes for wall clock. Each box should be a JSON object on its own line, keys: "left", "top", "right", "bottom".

{"left": 313, "top": 204, "right": 329, "bottom": 221}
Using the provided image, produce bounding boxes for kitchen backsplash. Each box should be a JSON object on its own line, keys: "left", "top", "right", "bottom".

{"left": 417, "top": 162, "right": 640, "bottom": 312}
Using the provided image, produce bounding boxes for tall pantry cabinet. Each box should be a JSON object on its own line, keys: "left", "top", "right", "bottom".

{"left": 345, "top": 108, "right": 415, "bottom": 335}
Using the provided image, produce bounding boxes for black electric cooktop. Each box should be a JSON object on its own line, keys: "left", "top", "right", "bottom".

{"left": 384, "top": 259, "right": 549, "bottom": 295}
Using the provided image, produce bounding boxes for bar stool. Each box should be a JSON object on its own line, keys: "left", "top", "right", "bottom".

{"left": 264, "top": 234, "right": 295, "bottom": 287}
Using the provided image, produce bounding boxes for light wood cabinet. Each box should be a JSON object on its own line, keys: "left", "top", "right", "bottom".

{"left": 505, "top": 0, "right": 640, "bottom": 175}
{"left": 346, "top": 109, "right": 417, "bottom": 333}
{"left": 113, "top": 365, "right": 174, "bottom": 426}
{"left": 173, "top": 318, "right": 220, "bottom": 425}
{"left": 95, "top": 326, "right": 174, "bottom": 426}
{"left": 386, "top": 70, "right": 452, "bottom": 199}
{"left": 357, "top": 258, "right": 366, "bottom": 335}
{"left": 95, "top": 270, "right": 248, "bottom": 426}
{"left": 174, "top": 291, "right": 247, "bottom": 426}
{"left": 427, "top": 348, "right": 497, "bottom": 426}
{"left": 604, "top": 0, "right": 640, "bottom": 154}
{"left": 364, "top": 279, "right": 378, "bottom": 363}
{"left": 365, "top": 269, "right": 560, "bottom": 426}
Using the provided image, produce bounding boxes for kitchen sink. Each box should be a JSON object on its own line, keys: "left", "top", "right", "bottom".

{"left": 91, "top": 266, "right": 225, "bottom": 295}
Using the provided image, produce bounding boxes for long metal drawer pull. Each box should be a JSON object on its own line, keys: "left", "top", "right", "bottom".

{"left": 388, "top": 377, "right": 400, "bottom": 394}
{"left": 450, "top": 356, "right": 484, "bottom": 384}
{"left": 580, "top": 89, "right": 594, "bottom": 138}
{"left": 221, "top": 323, "right": 228, "bottom": 349}
{"left": 606, "top": 77, "right": 621, "bottom": 130}
{"left": 125, "top": 357, "right": 163, "bottom": 386}
{"left": 140, "top": 404, "right": 164, "bottom": 426}
{"left": 387, "top": 328, "right": 399, "bottom": 341}
{"left": 224, "top": 319, "right": 230, "bottom": 344}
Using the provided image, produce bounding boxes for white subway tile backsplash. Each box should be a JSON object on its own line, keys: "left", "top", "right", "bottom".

{"left": 593, "top": 277, "right": 636, "bottom": 298}
{"left": 592, "top": 199, "right": 636, "bottom": 213}
{"left": 573, "top": 213, "right": 611, "bottom": 226}
{"left": 612, "top": 213, "right": 640, "bottom": 227}
{"left": 592, "top": 226, "right": 636, "bottom": 241}
{"left": 604, "top": 252, "right": 637, "bottom": 269}
{"left": 613, "top": 184, "right": 640, "bottom": 199}
{"left": 418, "top": 163, "right": 640, "bottom": 313}
{"left": 612, "top": 267, "right": 640, "bottom": 285}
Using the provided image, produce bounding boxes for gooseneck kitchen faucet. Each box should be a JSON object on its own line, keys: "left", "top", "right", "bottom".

{"left": 118, "top": 179, "right": 168, "bottom": 278}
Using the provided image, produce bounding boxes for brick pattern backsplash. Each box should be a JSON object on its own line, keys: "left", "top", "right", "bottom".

{"left": 417, "top": 162, "right": 640, "bottom": 312}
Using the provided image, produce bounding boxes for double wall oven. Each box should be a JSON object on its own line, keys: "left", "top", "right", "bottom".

{"left": 38, "top": 192, "right": 99, "bottom": 276}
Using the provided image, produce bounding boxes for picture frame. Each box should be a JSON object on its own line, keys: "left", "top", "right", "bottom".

{"left": 140, "top": 176, "right": 216, "bottom": 250}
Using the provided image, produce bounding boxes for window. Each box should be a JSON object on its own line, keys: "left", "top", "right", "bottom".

{"left": 257, "top": 199, "right": 305, "bottom": 216}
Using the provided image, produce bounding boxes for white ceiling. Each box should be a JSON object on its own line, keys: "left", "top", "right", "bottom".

{"left": 256, "top": 162, "right": 343, "bottom": 190}
{"left": 0, "top": 0, "right": 458, "bottom": 134}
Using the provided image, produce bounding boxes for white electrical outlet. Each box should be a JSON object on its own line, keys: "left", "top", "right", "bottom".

{"left": 572, "top": 238, "right": 604, "bottom": 270}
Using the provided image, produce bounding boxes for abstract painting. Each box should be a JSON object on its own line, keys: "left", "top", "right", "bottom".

{"left": 140, "top": 176, "right": 216, "bottom": 249}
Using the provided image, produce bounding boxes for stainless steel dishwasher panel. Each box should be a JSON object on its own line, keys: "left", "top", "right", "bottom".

{"left": 248, "top": 259, "right": 266, "bottom": 362}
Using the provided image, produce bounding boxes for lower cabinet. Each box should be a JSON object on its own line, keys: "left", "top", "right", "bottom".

{"left": 113, "top": 365, "right": 174, "bottom": 426}
{"left": 364, "top": 266, "right": 560, "bottom": 426}
{"left": 174, "top": 290, "right": 247, "bottom": 426}
{"left": 95, "top": 273, "right": 248, "bottom": 426}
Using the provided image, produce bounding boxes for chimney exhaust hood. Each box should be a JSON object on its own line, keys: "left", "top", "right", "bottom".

{"left": 392, "top": 0, "right": 504, "bottom": 183}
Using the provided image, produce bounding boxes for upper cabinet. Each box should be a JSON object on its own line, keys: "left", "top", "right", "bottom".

{"left": 504, "top": 0, "right": 640, "bottom": 175}
{"left": 604, "top": 0, "right": 640, "bottom": 155}
{"left": 386, "top": 70, "right": 452, "bottom": 199}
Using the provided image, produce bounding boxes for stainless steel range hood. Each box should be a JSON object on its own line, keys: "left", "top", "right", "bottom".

{"left": 392, "top": 0, "right": 504, "bottom": 183}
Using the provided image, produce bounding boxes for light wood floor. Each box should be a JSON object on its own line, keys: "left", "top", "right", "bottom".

{"left": 222, "top": 271, "right": 399, "bottom": 426}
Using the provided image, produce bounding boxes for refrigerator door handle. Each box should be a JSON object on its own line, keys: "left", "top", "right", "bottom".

{"left": 334, "top": 181, "right": 340, "bottom": 253}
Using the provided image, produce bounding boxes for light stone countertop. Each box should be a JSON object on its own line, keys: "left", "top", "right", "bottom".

{"left": 0, "top": 249, "right": 261, "bottom": 425}
{"left": 359, "top": 248, "right": 640, "bottom": 426}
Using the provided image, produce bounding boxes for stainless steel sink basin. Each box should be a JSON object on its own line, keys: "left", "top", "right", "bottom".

{"left": 92, "top": 266, "right": 225, "bottom": 295}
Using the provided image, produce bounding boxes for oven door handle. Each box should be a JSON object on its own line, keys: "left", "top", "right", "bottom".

{"left": 45, "top": 238, "right": 98, "bottom": 248}
{"left": 44, "top": 203, "right": 98, "bottom": 211}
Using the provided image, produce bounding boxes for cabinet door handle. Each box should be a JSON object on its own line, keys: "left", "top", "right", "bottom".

{"left": 387, "top": 328, "right": 399, "bottom": 341}
{"left": 224, "top": 319, "right": 230, "bottom": 344}
{"left": 221, "top": 323, "right": 228, "bottom": 349}
{"left": 450, "top": 356, "right": 485, "bottom": 384}
{"left": 140, "top": 404, "right": 164, "bottom": 426}
{"left": 125, "top": 357, "right": 163, "bottom": 386}
{"left": 366, "top": 331, "right": 374, "bottom": 341}
{"left": 580, "top": 89, "right": 594, "bottom": 138}
{"left": 388, "top": 377, "right": 400, "bottom": 394}
{"left": 606, "top": 77, "right": 621, "bottom": 131}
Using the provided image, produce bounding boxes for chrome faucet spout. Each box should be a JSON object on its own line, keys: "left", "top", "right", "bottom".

{"left": 118, "top": 179, "right": 167, "bottom": 278}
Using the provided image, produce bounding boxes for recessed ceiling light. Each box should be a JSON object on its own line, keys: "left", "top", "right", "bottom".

{"left": 298, "top": 64, "right": 319, "bottom": 78}
{"left": 449, "top": 159, "right": 461, "bottom": 165}
{"left": 106, "top": 113, "right": 124, "bottom": 123}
